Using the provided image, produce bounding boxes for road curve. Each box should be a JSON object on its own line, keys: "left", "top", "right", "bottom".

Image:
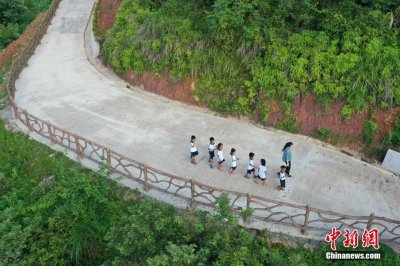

{"left": 15, "top": 0, "right": 400, "bottom": 220}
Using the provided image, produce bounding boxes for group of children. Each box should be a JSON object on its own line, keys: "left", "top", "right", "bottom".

{"left": 190, "top": 135, "right": 292, "bottom": 191}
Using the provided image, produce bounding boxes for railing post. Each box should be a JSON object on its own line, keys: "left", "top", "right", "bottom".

{"left": 15, "top": 105, "right": 20, "bottom": 120}
{"left": 75, "top": 135, "right": 82, "bottom": 159}
{"left": 366, "top": 213, "right": 374, "bottom": 230}
{"left": 10, "top": 100, "right": 19, "bottom": 119}
{"left": 301, "top": 205, "right": 310, "bottom": 235}
{"left": 24, "top": 110, "right": 32, "bottom": 132}
{"left": 47, "top": 121, "right": 55, "bottom": 144}
{"left": 106, "top": 148, "right": 112, "bottom": 172}
{"left": 190, "top": 179, "right": 196, "bottom": 208}
{"left": 244, "top": 193, "right": 251, "bottom": 223}
{"left": 143, "top": 164, "right": 149, "bottom": 191}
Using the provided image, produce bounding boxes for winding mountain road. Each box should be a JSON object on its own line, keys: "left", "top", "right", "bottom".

{"left": 14, "top": 0, "right": 400, "bottom": 220}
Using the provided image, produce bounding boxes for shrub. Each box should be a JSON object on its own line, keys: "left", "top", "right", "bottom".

{"left": 0, "top": 0, "right": 52, "bottom": 50}
{"left": 383, "top": 118, "right": 400, "bottom": 148}
{"left": 315, "top": 127, "right": 333, "bottom": 140}
{"left": 363, "top": 119, "right": 380, "bottom": 146}
{"left": 0, "top": 24, "right": 19, "bottom": 49}
{"left": 92, "top": 2, "right": 106, "bottom": 44}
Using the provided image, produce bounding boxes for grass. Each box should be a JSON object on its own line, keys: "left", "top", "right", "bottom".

{"left": 0, "top": 61, "right": 12, "bottom": 110}
{"left": 314, "top": 128, "right": 350, "bottom": 145}
{"left": 0, "top": 60, "right": 12, "bottom": 88}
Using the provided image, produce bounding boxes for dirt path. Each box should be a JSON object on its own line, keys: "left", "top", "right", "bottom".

{"left": 14, "top": 0, "right": 400, "bottom": 220}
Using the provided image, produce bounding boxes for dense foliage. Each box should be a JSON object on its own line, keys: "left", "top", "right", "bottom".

{"left": 0, "top": 0, "right": 52, "bottom": 49}
{"left": 103, "top": 0, "right": 400, "bottom": 125}
{"left": 383, "top": 118, "right": 400, "bottom": 147}
{"left": 0, "top": 121, "right": 399, "bottom": 265}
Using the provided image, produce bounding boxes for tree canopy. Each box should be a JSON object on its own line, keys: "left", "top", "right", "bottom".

{"left": 0, "top": 0, "right": 52, "bottom": 49}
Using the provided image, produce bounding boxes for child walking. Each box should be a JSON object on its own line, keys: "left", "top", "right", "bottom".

{"left": 217, "top": 143, "right": 225, "bottom": 171}
{"left": 278, "top": 165, "right": 286, "bottom": 191}
{"left": 255, "top": 159, "right": 268, "bottom": 186}
{"left": 190, "top": 135, "right": 198, "bottom": 165}
{"left": 244, "top": 152, "right": 256, "bottom": 179}
{"left": 208, "top": 137, "right": 216, "bottom": 168}
{"left": 228, "top": 148, "right": 239, "bottom": 175}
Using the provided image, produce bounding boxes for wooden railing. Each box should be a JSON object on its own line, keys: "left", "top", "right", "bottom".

{"left": 4, "top": 0, "right": 400, "bottom": 250}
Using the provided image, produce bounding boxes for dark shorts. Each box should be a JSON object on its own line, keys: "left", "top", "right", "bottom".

{"left": 209, "top": 151, "right": 215, "bottom": 159}
{"left": 280, "top": 179, "right": 286, "bottom": 188}
{"left": 218, "top": 159, "right": 225, "bottom": 164}
{"left": 190, "top": 151, "right": 199, "bottom": 158}
{"left": 257, "top": 175, "right": 266, "bottom": 181}
{"left": 247, "top": 168, "right": 255, "bottom": 174}
{"left": 231, "top": 166, "right": 237, "bottom": 171}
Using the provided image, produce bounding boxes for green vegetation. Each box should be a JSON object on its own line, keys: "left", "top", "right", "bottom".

{"left": 313, "top": 127, "right": 349, "bottom": 145}
{"left": 0, "top": 0, "right": 52, "bottom": 50}
{"left": 0, "top": 60, "right": 11, "bottom": 110}
{"left": 363, "top": 116, "right": 400, "bottom": 160}
{"left": 362, "top": 117, "right": 380, "bottom": 146}
{"left": 93, "top": 1, "right": 105, "bottom": 43}
{"left": 0, "top": 121, "right": 398, "bottom": 265}
{"left": 0, "top": 60, "right": 11, "bottom": 85}
{"left": 103, "top": 0, "right": 400, "bottom": 123}
{"left": 315, "top": 128, "right": 334, "bottom": 140}
{"left": 383, "top": 118, "right": 400, "bottom": 148}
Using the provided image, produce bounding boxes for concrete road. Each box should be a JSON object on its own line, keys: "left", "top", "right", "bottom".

{"left": 15, "top": 0, "right": 400, "bottom": 220}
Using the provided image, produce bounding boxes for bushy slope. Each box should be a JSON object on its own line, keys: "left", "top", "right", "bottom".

{"left": 104, "top": 0, "right": 400, "bottom": 124}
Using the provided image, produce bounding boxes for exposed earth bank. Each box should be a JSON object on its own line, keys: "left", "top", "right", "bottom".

{"left": 97, "top": 0, "right": 400, "bottom": 145}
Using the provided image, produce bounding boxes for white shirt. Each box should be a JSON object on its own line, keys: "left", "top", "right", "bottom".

{"left": 247, "top": 159, "right": 254, "bottom": 170}
{"left": 279, "top": 172, "right": 286, "bottom": 181}
{"left": 258, "top": 165, "right": 267, "bottom": 180}
{"left": 190, "top": 142, "right": 197, "bottom": 152}
{"left": 231, "top": 155, "right": 237, "bottom": 167}
{"left": 217, "top": 150, "right": 224, "bottom": 161}
{"left": 208, "top": 143, "right": 215, "bottom": 151}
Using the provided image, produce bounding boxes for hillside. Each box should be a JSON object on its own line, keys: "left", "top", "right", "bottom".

{"left": 101, "top": 0, "right": 400, "bottom": 151}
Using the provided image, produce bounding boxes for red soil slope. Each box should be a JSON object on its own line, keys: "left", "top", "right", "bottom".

{"left": 98, "top": 0, "right": 121, "bottom": 32}
{"left": 292, "top": 94, "right": 400, "bottom": 139}
{"left": 98, "top": 0, "right": 400, "bottom": 141}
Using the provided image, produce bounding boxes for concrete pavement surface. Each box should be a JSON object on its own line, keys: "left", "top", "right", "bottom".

{"left": 383, "top": 149, "right": 400, "bottom": 174}
{"left": 15, "top": 0, "right": 400, "bottom": 220}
